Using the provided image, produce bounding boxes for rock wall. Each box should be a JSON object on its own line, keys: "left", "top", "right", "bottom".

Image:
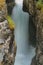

{"left": 6, "top": 0, "right": 15, "bottom": 15}
{"left": 0, "top": 0, "right": 17, "bottom": 65}
{"left": 23, "top": 0, "right": 43, "bottom": 65}
{"left": 0, "top": 20, "right": 16, "bottom": 65}
{"left": 23, "top": 0, "right": 36, "bottom": 25}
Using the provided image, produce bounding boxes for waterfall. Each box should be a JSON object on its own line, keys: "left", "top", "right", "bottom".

{"left": 12, "top": 0, "right": 35, "bottom": 65}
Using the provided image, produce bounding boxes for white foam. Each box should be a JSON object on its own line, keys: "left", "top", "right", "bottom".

{"left": 15, "top": 0, "right": 23, "bottom": 6}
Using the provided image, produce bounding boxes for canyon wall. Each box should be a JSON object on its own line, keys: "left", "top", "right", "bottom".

{"left": 23, "top": 0, "right": 43, "bottom": 65}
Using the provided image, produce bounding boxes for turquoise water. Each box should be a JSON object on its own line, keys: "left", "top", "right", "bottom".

{"left": 12, "top": 3, "right": 35, "bottom": 65}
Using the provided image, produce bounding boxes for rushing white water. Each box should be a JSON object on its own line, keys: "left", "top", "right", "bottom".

{"left": 12, "top": 0, "right": 35, "bottom": 65}
{"left": 15, "top": 0, "right": 23, "bottom": 6}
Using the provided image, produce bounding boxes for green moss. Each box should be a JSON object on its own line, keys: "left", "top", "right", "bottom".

{"left": 6, "top": 15, "right": 15, "bottom": 30}
{"left": 36, "top": 0, "right": 43, "bottom": 9}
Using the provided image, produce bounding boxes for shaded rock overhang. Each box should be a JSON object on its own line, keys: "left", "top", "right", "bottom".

{"left": 6, "top": 0, "right": 15, "bottom": 15}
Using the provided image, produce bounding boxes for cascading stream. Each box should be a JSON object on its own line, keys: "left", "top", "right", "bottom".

{"left": 12, "top": 0, "right": 35, "bottom": 65}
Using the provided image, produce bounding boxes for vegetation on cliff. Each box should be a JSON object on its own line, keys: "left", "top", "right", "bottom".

{"left": 6, "top": 16, "right": 15, "bottom": 30}
{"left": 36, "top": 0, "right": 43, "bottom": 10}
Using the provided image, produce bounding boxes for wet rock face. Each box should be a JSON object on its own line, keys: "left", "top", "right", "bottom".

{"left": 23, "top": 0, "right": 36, "bottom": 16}
{"left": 0, "top": 19, "right": 17, "bottom": 65}
{"left": 23, "top": 0, "right": 29, "bottom": 13}
{"left": 23, "top": 0, "right": 36, "bottom": 47}
{"left": 6, "top": 0, "right": 15, "bottom": 15}
{"left": 31, "top": 14, "right": 43, "bottom": 65}
{"left": 23, "top": 0, "right": 43, "bottom": 65}
{"left": 35, "top": 11, "right": 43, "bottom": 65}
